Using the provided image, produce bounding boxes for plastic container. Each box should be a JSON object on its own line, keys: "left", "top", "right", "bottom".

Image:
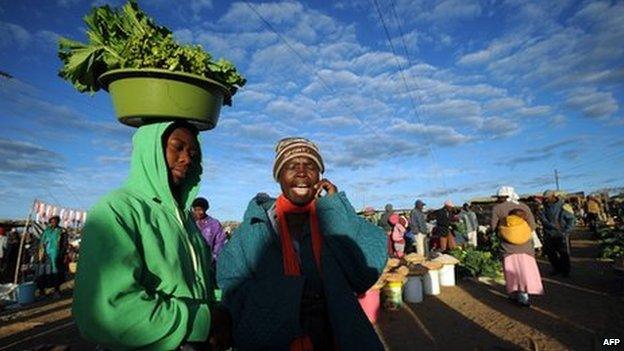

{"left": 358, "top": 288, "right": 381, "bottom": 324}
{"left": 382, "top": 281, "right": 403, "bottom": 310}
{"left": 439, "top": 264, "right": 456, "bottom": 287}
{"left": 403, "top": 276, "right": 423, "bottom": 303}
{"left": 423, "top": 269, "right": 440, "bottom": 295}
{"left": 99, "top": 69, "right": 229, "bottom": 131}
{"left": 415, "top": 233, "right": 427, "bottom": 256}
{"left": 17, "top": 282, "right": 36, "bottom": 305}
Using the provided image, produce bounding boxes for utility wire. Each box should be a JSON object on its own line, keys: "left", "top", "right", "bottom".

{"left": 244, "top": 1, "right": 385, "bottom": 140}
{"left": 372, "top": 0, "right": 446, "bottom": 188}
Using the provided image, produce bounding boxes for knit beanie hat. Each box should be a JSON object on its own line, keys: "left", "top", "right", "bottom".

{"left": 273, "top": 137, "right": 324, "bottom": 181}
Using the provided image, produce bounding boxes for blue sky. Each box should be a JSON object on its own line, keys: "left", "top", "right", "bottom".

{"left": 1, "top": 0, "right": 623, "bottom": 221}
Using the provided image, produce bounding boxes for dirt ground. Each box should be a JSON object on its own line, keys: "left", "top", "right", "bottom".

{"left": 0, "top": 228, "right": 622, "bottom": 351}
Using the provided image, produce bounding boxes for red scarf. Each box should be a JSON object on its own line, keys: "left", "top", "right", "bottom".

{"left": 275, "top": 195, "right": 323, "bottom": 351}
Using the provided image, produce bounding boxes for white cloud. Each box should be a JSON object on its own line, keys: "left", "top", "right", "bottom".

{"left": 458, "top": 34, "right": 527, "bottom": 66}
{"left": 0, "top": 138, "right": 63, "bottom": 174}
{"left": 325, "top": 134, "right": 426, "bottom": 169}
{"left": 479, "top": 117, "right": 519, "bottom": 138}
{"left": 393, "top": 0, "right": 483, "bottom": 24}
{"left": 484, "top": 97, "right": 525, "bottom": 112}
{"left": 217, "top": 1, "right": 346, "bottom": 44}
{"left": 190, "top": 0, "right": 213, "bottom": 21}
{"left": 315, "top": 115, "right": 359, "bottom": 127}
{"left": 516, "top": 105, "right": 551, "bottom": 117}
{"left": 0, "top": 21, "right": 31, "bottom": 49}
{"left": 98, "top": 156, "right": 131, "bottom": 165}
{"left": 419, "top": 99, "right": 482, "bottom": 119}
{"left": 566, "top": 88, "right": 618, "bottom": 119}
{"left": 428, "top": 0, "right": 482, "bottom": 21}
{"left": 265, "top": 95, "right": 320, "bottom": 121}
{"left": 57, "top": 0, "right": 80, "bottom": 7}
{"left": 173, "top": 29, "right": 194, "bottom": 44}
{"left": 389, "top": 120, "right": 472, "bottom": 146}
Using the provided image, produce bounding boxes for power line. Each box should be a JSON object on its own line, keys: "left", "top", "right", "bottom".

{"left": 243, "top": 1, "right": 385, "bottom": 140}
{"left": 558, "top": 149, "right": 624, "bottom": 174}
{"left": 371, "top": 0, "right": 446, "bottom": 188}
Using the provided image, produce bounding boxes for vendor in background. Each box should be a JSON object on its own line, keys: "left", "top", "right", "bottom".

{"left": 389, "top": 213, "right": 408, "bottom": 258}
{"left": 363, "top": 206, "right": 378, "bottom": 224}
{"left": 378, "top": 203, "right": 395, "bottom": 256}
{"left": 378, "top": 203, "right": 394, "bottom": 232}
{"left": 192, "top": 197, "right": 227, "bottom": 264}
{"left": 541, "top": 190, "right": 576, "bottom": 277}
{"left": 460, "top": 203, "right": 479, "bottom": 248}
{"left": 36, "top": 215, "right": 64, "bottom": 298}
{"left": 409, "top": 199, "right": 429, "bottom": 256}
{"left": 585, "top": 195, "right": 602, "bottom": 235}
{"left": 431, "top": 200, "right": 457, "bottom": 252}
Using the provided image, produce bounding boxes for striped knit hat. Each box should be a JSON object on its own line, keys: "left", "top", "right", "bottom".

{"left": 273, "top": 137, "right": 324, "bottom": 181}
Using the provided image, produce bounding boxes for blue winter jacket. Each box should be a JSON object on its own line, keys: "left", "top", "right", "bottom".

{"left": 217, "top": 192, "right": 387, "bottom": 350}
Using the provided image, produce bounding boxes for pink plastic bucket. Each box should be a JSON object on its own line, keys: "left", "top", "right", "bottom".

{"left": 358, "top": 289, "right": 381, "bottom": 324}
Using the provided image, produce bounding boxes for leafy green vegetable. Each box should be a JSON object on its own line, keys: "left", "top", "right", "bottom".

{"left": 599, "top": 228, "right": 624, "bottom": 259}
{"left": 58, "top": 0, "right": 245, "bottom": 105}
{"left": 449, "top": 247, "right": 503, "bottom": 279}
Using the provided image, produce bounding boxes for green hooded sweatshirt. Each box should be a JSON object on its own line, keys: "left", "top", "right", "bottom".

{"left": 73, "top": 122, "right": 213, "bottom": 350}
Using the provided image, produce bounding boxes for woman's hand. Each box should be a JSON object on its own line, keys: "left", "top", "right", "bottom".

{"left": 208, "top": 304, "right": 232, "bottom": 351}
{"left": 314, "top": 179, "right": 337, "bottom": 198}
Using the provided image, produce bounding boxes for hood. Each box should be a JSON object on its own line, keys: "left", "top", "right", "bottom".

{"left": 126, "top": 122, "right": 202, "bottom": 210}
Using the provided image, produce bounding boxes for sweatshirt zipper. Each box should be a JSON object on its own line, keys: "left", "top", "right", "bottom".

{"left": 174, "top": 209, "right": 199, "bottom": 276}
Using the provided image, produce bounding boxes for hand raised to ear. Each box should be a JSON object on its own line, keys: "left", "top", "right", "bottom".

{"left": 314, "top": 179, "right": 337, "bottom": 198}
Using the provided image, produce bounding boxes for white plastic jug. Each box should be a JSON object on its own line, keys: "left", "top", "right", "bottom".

{"left": 403, "top": 276, "right": 423, "bottom": 303}
{"left": 439, "top": 264, "right": 456, "bottom": 287}
{"left": 423, "top": 269, "right": 440, "bottom": 295}
{"left": 415, "top": 233, "right": 426, "bottom": 256}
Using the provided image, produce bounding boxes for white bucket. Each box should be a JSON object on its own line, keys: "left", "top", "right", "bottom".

{"left": 403, "top": 276, "right": 423, "bottom": 303}
{"left": 415, "top": 233, "right": 426, "bottom": 256}
{"left": 439, "top": 264, "right": 456, "bottom": 287}
{"left": 423, "top": 269, "right": 440, "bottom": 295}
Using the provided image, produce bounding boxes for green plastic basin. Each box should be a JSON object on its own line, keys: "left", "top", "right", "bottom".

{"left": 99, "top": 68, "right": 229, "bottom": 131}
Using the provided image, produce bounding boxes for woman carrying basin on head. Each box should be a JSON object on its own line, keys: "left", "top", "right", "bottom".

{"left": 73, "top": 121, "right": 230, "bottom": 350}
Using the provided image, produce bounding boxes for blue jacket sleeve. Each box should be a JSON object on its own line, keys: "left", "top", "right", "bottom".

{"left": 216, "top": 220, "right": 304, "bottom": 350}
{"left": 561, "top": 210, "right": 576, "bottom": 234}
{"left": 316, "top": 192, "right": 388, "bottom": 294}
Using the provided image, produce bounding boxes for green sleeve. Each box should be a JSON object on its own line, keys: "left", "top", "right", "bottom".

{"left": 316, "top": 192, "right": 388, "bottom": 294}
{"left": 216, "top": 220, "right": 304, "bottom": 350}
{"left": 72, "top": 201, "right": 210, "bottom": 350}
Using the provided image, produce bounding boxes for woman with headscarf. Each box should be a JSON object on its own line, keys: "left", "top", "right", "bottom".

{"left": 36, "top": 215, "right": 64, "bottom": 297}
{"left": 73, "top": 121, "right": 230, "bottom": 350}
{"left": 491, "top": 186, "right": 543, "bottom": 306}
{"left": 217, "top": 137, "right": 387, "bottom": 351}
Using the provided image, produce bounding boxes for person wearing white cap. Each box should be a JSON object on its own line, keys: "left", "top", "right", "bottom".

{"left": 431, "top": 200, "right": 457, "bottom": 252}
{"left": 491, "top": 186, "right": 542, "bottom": 306}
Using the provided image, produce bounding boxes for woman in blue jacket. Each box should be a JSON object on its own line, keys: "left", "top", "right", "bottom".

{"left": 217, "top": 137, "right": 387, "bottom": 351}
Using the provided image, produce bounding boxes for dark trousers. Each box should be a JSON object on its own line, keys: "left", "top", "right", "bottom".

{"left": 587, "top": 213, "right": 599, "bottom": 234}
{"left": 544, "top": 236, "right": 570, "bottom": 275}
